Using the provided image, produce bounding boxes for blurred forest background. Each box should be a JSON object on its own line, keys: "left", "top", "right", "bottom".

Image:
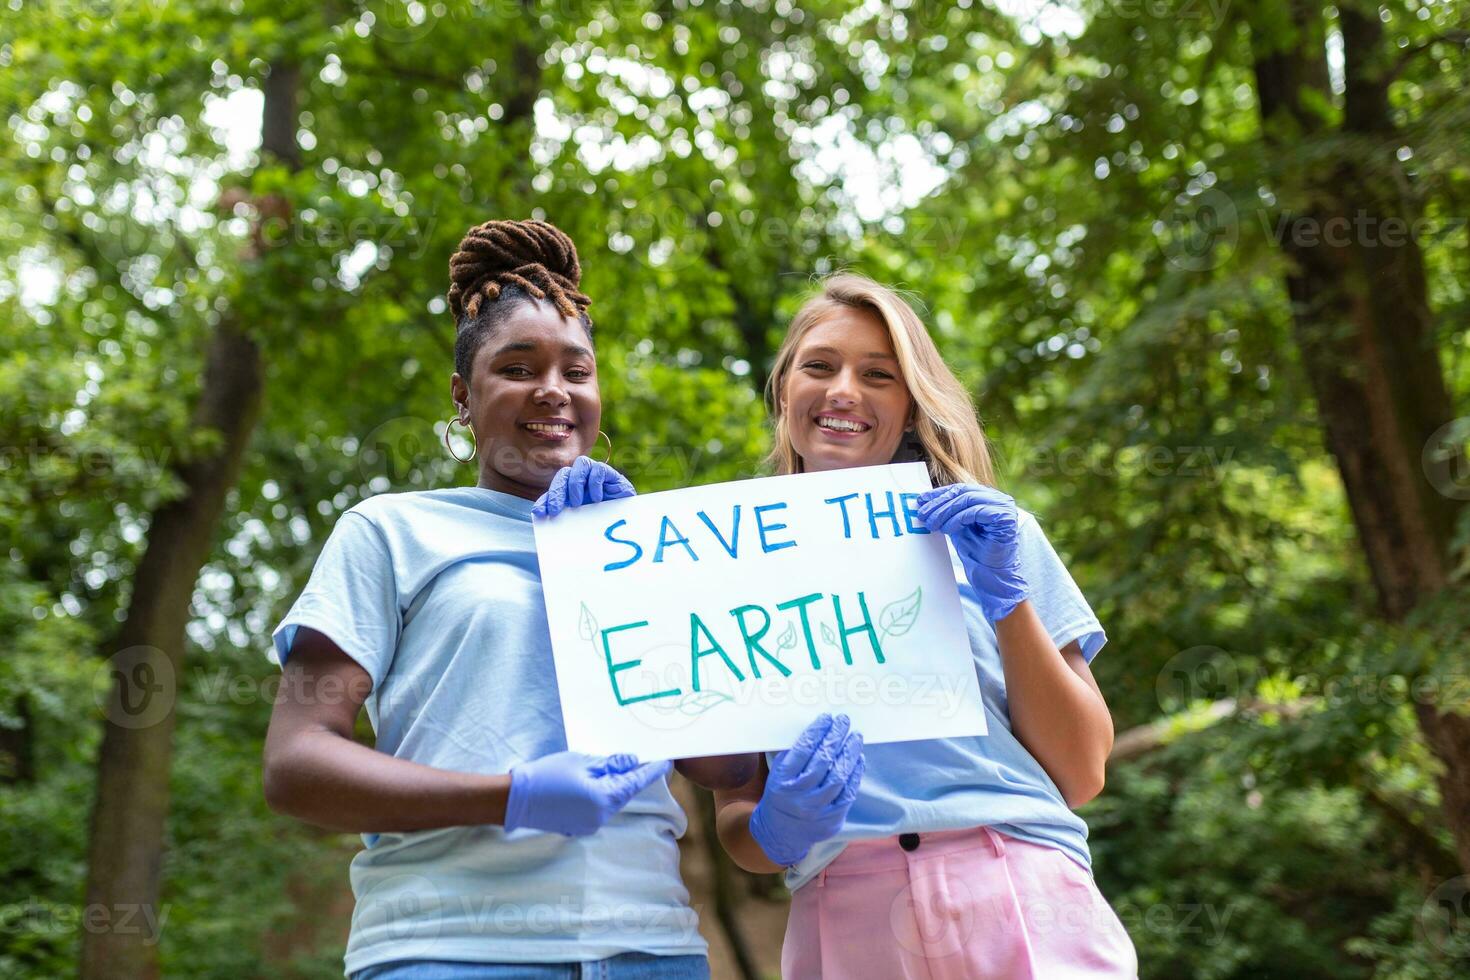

{"left": 3, "top": 0, "right": 1469, "bottom": 977}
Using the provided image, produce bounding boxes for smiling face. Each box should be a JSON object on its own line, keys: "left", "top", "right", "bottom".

{"left": 780, "top": 306, "right": 914, "bottom": 473}
{"left": 449, "top": 299, "right": 600, "bottom": 499}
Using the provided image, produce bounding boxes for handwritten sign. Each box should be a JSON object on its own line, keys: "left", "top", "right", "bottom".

{"left": 532, "top": 462, "right": 987, "bottom": 759}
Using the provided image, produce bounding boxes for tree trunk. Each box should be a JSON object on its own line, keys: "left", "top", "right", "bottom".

{"left": 694, "top": 789, "right": 763, "bottom": 980}
{"left": 0, "top": 694, "right": 35, "bottom": 783}
{"left": 78, "top": 62, "right": 299, "bottom": 980}
{"left": 1249, "top": 3, "right": 1470, "bottom": 872}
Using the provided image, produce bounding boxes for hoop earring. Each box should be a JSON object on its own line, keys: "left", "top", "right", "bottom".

{"left": 444, "top": 416, "right": 476, "bottom": 463}
{"left": 591, "top": 429, "right": 613, "bottom": 464}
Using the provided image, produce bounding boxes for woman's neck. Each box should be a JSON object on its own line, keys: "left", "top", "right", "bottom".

{"left": 476, "top": 468, "right": 548, "bottom": 502}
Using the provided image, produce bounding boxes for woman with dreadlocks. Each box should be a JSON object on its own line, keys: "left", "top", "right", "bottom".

{"left": 261, "top": 220, "right": 853, "bottom": 979}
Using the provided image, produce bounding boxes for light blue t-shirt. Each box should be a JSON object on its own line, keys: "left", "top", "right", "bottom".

{"left": 784, "top": 507, "right": 1108, "bottom": 891}
{"left": 269, "top": 487, "right": 705, "bottom": 975}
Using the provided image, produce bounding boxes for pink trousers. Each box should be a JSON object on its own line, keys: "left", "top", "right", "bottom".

{"left": 781, "top": 826, "right": 1138, "bottom": 979}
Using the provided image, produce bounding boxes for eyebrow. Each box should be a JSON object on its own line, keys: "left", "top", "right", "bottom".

{"left": 801, "top": 344, "right": 898, "bottom": 361}
{"left": 491, "top": 340, "right": 594, "bottom": 359}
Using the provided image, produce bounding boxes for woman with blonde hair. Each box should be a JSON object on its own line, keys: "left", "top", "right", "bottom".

{"left": 715, "top": 273, "right": 1138, "bottom": 978}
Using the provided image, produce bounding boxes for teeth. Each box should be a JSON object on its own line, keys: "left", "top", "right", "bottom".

{"left": 817, "top": 417, "right": 868, "bottom": 433}
{"left": 526, "top": 422, "right": 572, "bottom": 433}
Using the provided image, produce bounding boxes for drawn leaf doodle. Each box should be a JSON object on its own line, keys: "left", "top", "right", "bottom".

{"left": 777, "top": 622, "right": 797, "bottom": 650}
{"left": 578, "top": 603, "right": 598, "bottom": 642}
{"left": 879, "top": 587, "right": 923, "bottom": 638}
{"left": 820, "top": 622, "right": 838, "bottom": 648}
{"left": 677, "top": 691, "right": 733, "bottom": 716}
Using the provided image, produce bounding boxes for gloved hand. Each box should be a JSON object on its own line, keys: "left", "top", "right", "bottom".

{"left": 917, "top": 483, "right": 1029, "bottom": 623}
{"left": 504, "top": 751, "right": 671, "bottom": 837}
{"left": 532, "top": 456, "right": 636, "bottom": 518}
{"left": 749, "top": 714, "right": 865, "bottom": 867}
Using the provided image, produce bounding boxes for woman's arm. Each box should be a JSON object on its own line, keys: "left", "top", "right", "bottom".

{"left": 916, "top": 486, "right": 1114, "bottom": 809}
{"left": 262, "top": 627, "right": 511, "bottom": 832}
{"left": 713, "top": 757, "right": 785, "bottom": 874}
{"left": 712, "top": 714, "right": 864, "bottom": 873}
{"left": 993, "top": 601, "right": 1113, "bottom": 808}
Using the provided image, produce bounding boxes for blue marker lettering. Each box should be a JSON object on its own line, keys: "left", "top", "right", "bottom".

{"left": 900, "top": 493, "right": 930, "bottom": 535}
{"left": 653, "top": 515, "right": 700, "bottom": 564}
{"left": 690, "top": 613, "right": 746, "bottom": 691}
{"left": 697, "top": 506, "right": 742, "bottom": 559}
{"left": 602, "top": 621, "right": 680, "bottom": 705}
{"left": 865, "top": 491, "right": 902, "bottom": 539}
{"left": 824, "top": 493, "right": 859, "bottom": 539}
{"left": 602, "top": 519, "right": 644, "bottom": 571}
{"left": 754, "top": 502, "right": 797, "bottom": 553}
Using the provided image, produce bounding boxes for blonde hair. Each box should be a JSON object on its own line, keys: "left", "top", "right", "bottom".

{"left": 766, "top": 273, "right": 996, "bottom": 487}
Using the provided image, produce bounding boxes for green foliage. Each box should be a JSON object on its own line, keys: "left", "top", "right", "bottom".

{"left": 2, "top": 0, "right": 1467, "bottom": 977}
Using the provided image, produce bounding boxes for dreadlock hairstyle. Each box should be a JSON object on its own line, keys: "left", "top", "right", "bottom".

{"left": 447, "top": 219, "right": 593, "bottom": 379}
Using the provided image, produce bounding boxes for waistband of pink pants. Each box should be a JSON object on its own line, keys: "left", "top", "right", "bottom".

{"left": 814, "top": 825, "right": 1021, "bottom": 880}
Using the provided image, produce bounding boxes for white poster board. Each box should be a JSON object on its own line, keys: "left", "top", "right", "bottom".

{"left": 532, "top": 462, "right": 987, "bottom": 759}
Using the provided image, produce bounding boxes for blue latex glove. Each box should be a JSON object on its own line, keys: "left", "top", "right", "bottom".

{"left": 917, "top": 483, "right": 1029, "bottom": 623}
{"left": 749, "top": 714, "right": 865, "bottom": 867}
{"left": 532, "top": 456, "right": 636, "bottom": 518}
{"left": 504, "top": 751, "right": 671, "bottom": 837}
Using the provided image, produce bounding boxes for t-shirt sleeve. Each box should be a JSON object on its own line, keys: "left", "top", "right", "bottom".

{"left": 270, "top": 511, "right": 400, "bottom": 688}
{"left": 1016, "top": 511, "right": 1108, "bottom": 664}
